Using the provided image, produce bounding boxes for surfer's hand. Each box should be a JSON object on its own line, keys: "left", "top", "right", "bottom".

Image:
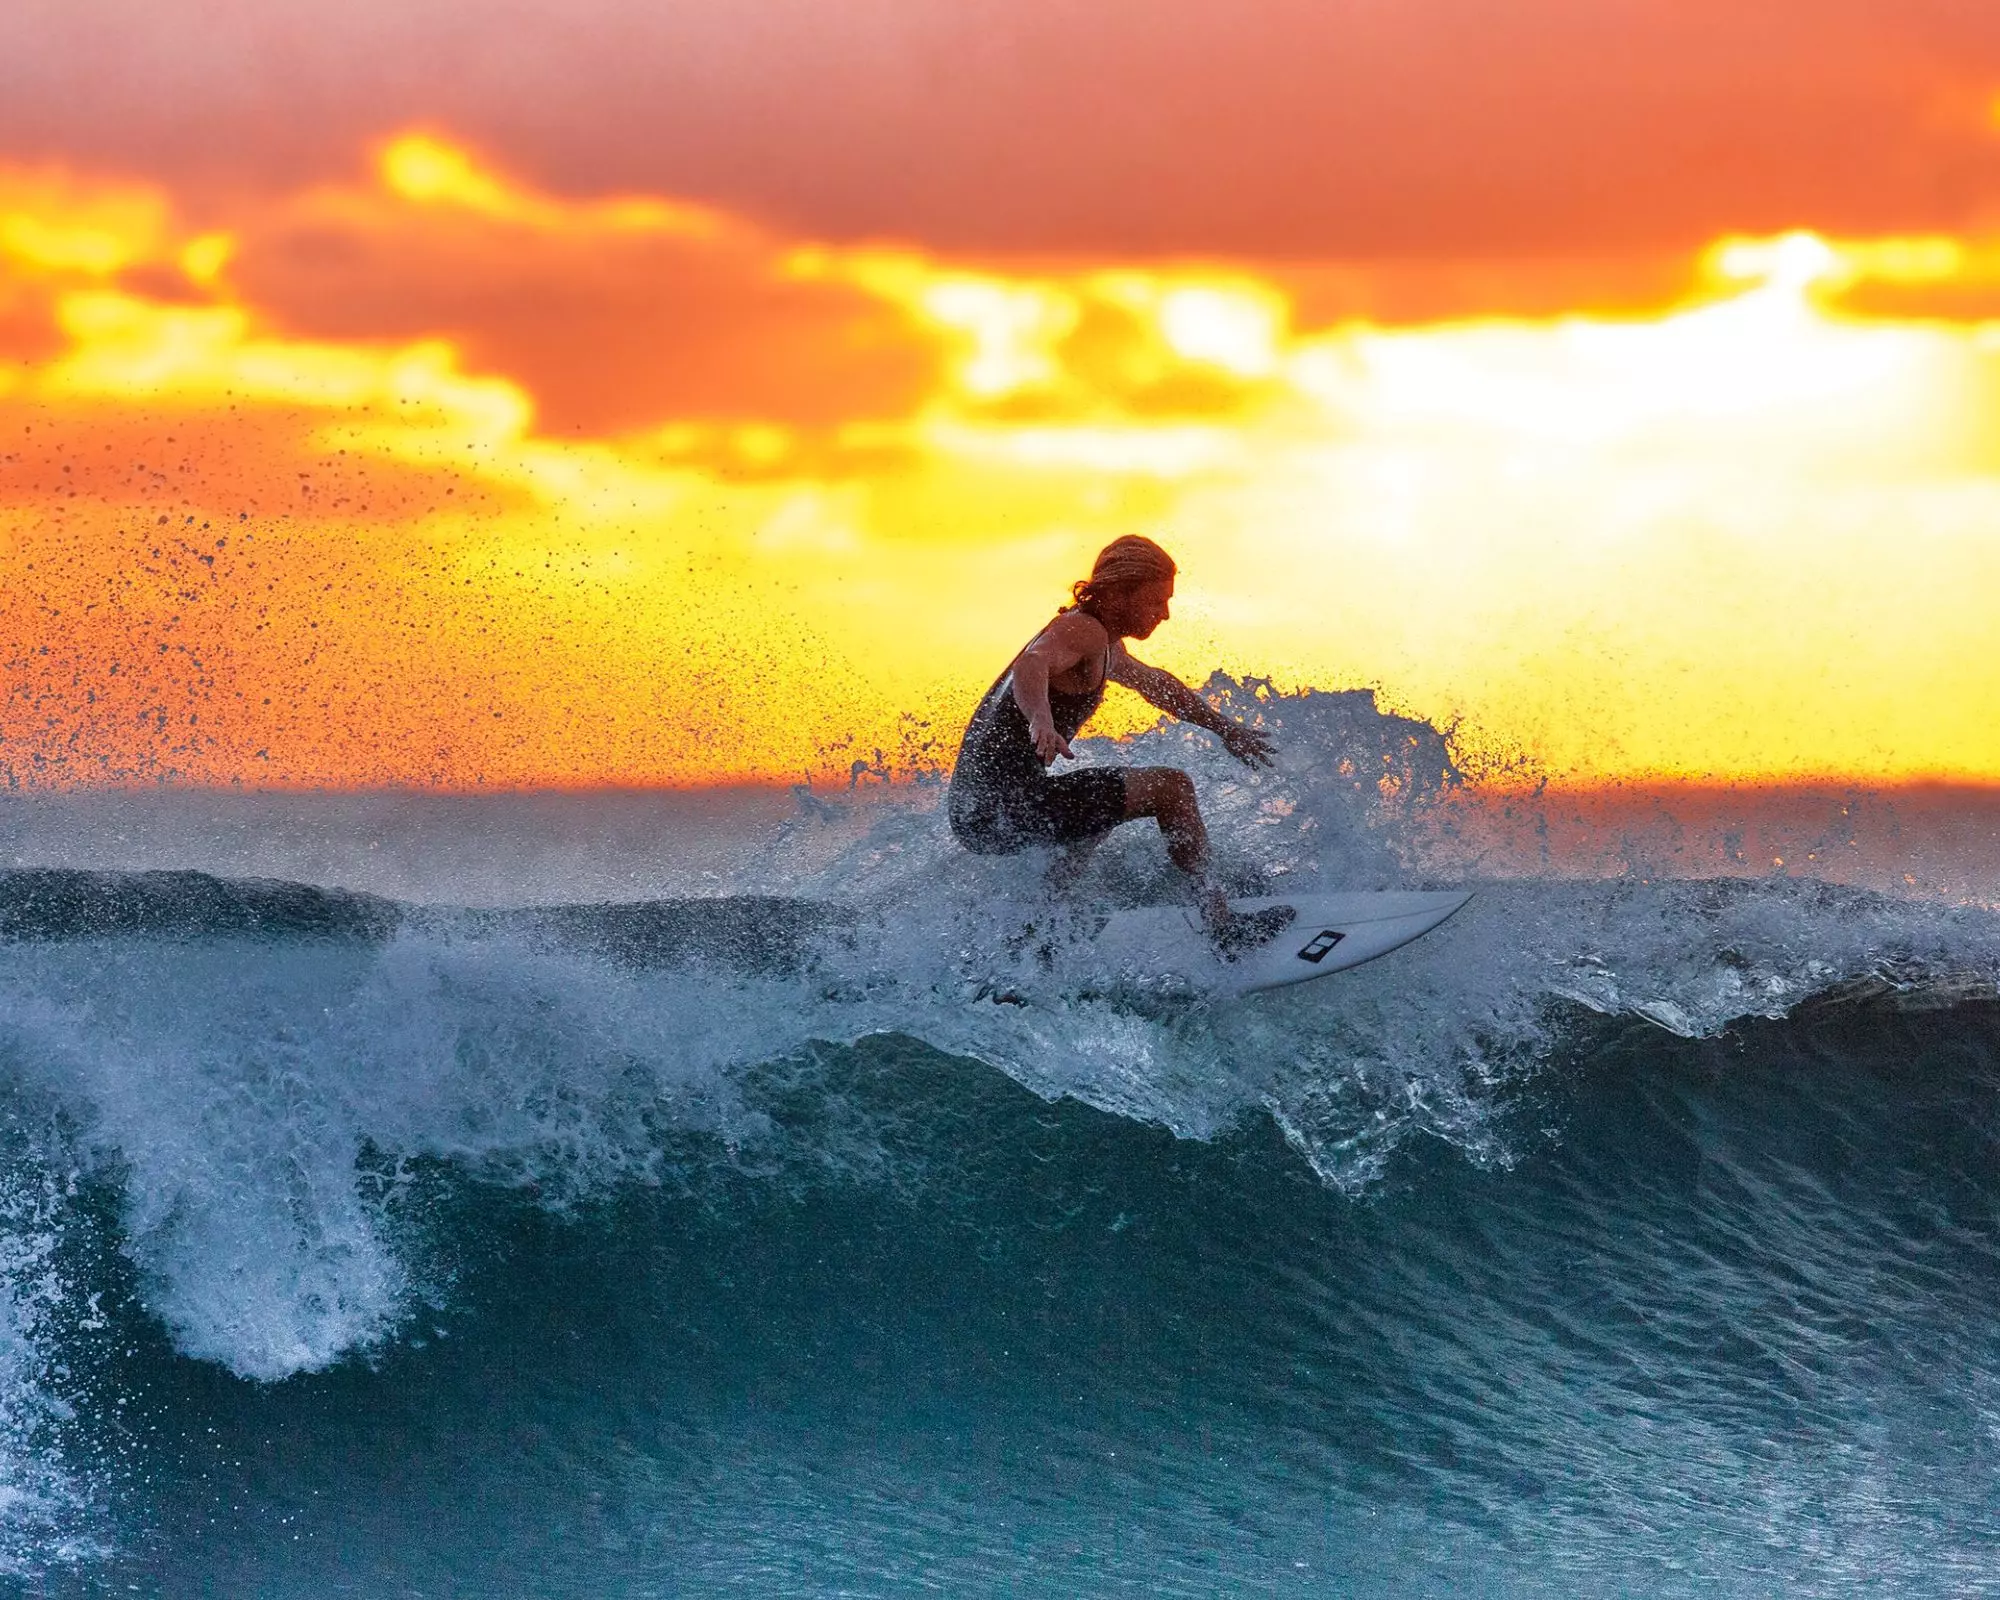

{"left": 1031, "top": 719, "right": 1073, "bottom": 765}
{"left": 1221, "top": 722, "right": 1275, "bottom": 768}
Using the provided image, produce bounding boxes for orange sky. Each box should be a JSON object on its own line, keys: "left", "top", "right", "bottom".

{"left": 7, "top": 7, "right": 2000, "bottom": 787}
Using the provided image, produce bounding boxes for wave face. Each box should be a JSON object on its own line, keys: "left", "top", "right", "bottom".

{"left": 4, "top": 685, "right": 2000, "bottom": 1592}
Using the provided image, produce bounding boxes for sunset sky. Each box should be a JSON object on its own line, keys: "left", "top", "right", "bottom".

{"left": 7, "top": 0, "right": 2000, "bottom": 787}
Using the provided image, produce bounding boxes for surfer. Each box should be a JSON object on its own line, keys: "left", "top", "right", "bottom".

{"left": 948, "top": 535, "right": 1293, "bottom": 954}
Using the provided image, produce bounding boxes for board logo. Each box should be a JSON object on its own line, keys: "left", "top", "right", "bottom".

{"left": 1296, "top": 929, "right": 1345, "bottom": 964}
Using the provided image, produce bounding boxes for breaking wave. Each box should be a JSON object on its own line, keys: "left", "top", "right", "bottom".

{"left": 4, "top": 682, "right": 2000, "bottom": 1590}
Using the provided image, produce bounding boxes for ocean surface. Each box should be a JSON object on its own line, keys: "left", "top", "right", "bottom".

{"left": 3, "top": 685, "right": 1999, "bottom": 1596}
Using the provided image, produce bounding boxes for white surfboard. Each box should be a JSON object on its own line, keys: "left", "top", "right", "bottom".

{"left": 1091, "top": 890, "right": 1471, "bottom": 999}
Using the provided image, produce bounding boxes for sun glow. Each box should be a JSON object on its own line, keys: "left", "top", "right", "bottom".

{"left": 6, "top": 133, "right": 2000, "bottom": 787}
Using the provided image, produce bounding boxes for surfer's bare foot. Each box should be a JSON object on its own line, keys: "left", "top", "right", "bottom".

{"left": 1210, "top": 904, "right": 1297, "bottom": 961}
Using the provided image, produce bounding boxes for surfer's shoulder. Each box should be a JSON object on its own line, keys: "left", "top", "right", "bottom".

{"left": 1036, "top": 608, "right": 1108, "bottom": 656}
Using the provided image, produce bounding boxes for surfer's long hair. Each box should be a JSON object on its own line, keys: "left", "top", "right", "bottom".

{"left": 1066, "top": 535, "right": 1177, "bottom": 617}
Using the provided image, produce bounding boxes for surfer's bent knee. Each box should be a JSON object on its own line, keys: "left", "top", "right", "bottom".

{"left": 1122, "top": 767, "right": 1196, "bottom": 821}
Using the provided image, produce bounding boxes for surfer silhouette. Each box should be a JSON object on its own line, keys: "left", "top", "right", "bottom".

{"left": 948, "top": 535, "right": 1293, "bottom": 955}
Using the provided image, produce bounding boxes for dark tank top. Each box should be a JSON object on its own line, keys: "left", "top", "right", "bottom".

{"left": 950, "top": 631, "right": 1110, "bottom": 805}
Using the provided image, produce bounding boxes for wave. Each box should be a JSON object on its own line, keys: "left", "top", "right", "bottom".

{"left": 18, "top": 1000, "right": 2000, "bottom": 1594}
{"left": 5, "top": 683, "right": 2000, "bottom": 1580}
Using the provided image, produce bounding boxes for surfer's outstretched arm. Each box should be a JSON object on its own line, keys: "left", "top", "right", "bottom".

{"left": 1109, "top": 652, "right": 1276, "bottom": 768}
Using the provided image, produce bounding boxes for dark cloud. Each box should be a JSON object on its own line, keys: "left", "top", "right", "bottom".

{"left": 0, "top": 282, "right": 63, "bottom": 367}
{"left": 8, "top": 0, "right": 2000, "bottom": 260}
{"left": 226, "top": 188, "right": 943, "bottom": 435}
{"left": 1837, "top": 280, "right": 2000, "bottom": 322}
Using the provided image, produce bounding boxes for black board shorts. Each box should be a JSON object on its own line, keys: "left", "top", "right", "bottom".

{"left": 948, "top": 768, "right": 1128, "bottom": 855}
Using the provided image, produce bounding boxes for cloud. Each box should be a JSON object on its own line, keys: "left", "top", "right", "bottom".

{"left": 0, "top": 133, "right": 1311, "bottom": 444}
{"left": 219, "top": 137, "right": 946, "bottom": 436}
{"left": 9, "top": 0, "right": 2000, "bottom": 263}
{"left": 0, "top": 166, "right": 172, "bottom": 377}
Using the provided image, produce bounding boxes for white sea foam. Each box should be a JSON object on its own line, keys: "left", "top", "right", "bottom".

{"left": 0, "top": 1114, "right": 105, "bottom": 1574}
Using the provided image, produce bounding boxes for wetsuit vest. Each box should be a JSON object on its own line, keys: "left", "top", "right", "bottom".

{"left": 947, "top": 639, "right": 1109, "bottom": 837}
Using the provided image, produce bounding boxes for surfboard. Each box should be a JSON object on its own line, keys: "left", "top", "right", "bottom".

{"left": 1091, "top": 890, "right": 1471, "bottom": 999}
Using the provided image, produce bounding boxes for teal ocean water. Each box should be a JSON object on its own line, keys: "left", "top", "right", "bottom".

{"left": 3, "top": 688, "right": 1999, "bottom": 1595}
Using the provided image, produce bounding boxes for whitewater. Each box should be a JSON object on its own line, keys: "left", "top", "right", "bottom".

{"left": 3, "top": 683, "right": 1999, "bottom": 1594}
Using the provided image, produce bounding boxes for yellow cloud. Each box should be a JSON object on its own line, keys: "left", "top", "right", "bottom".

{"left": 44, "top": 290, "right": 533, "bottom": 442}
{"left": 378, "top": 131, "right": 726, "bottom": 240}
{"left": 179, "top": 232, "right": 234, "bottom": 286}
{"left": 0, "top": 170, "right": 172, "bottom": 279}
